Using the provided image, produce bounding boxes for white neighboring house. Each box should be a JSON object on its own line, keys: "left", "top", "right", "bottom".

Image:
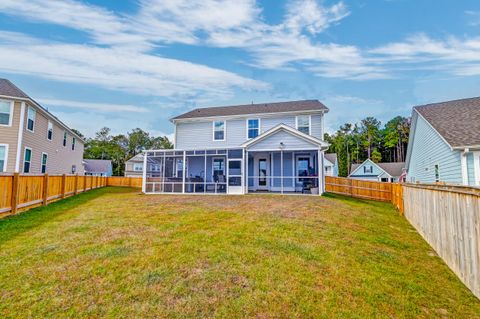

{"left": 349, "top": 159, "right": 405, "bottom": 182}
{"left": 324, "top": 153, "right": 338, "bottom": 177}
{"left": 406, "top": 97, "right": 480, "bottom": 186}
{"left": 125, "top": 153, "right": 163, "bottom": 178}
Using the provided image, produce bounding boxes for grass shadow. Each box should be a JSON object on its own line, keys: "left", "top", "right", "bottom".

{"left": 0, "top": 187, "right": 132, "bottom": 245}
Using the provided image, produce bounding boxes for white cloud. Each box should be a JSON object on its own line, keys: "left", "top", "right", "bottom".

{"left": 38, "top": 98, "right": 149, "bottom": 113}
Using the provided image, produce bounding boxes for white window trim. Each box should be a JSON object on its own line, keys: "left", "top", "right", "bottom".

{"left": 0, "top": 143, "right": 9, "bottom": 172}
{"left": 212, "top": 120, "right": 226, "bottom": 141}
{"left": 295, "top": 115, "right": 311, "bottom": 135}
{"left": 47, "top": 121, "right": 53, "bottom": 141}
{"left": 23, "top": 147, "right": 32, "bottom": 173}
{"left": 26, "top": 106, "right": 36, "bottom": 133}
{"left": 133, "top": 163, "right": 143, "bottom": 171}
{"left": 211, "top": 157, "right": 225, "bottom": 178}
{"left": 0, "top": 99, "right": 14, "bottom": 127}
{"left": 41, "top": 152, "right": 48, "bottom": 173}
{"left": 473, "top": 151, "right": 480, "bottom": 186}
{"left": 246, "top": 118, "right": 261, "bottom": 140}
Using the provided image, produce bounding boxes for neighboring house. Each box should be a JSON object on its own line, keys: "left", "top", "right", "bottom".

{"left": 324, "top": 153, "right": 338, "bottom": 177}
{"left": 406, "top": 97, "right": 480, "bottom": 186}
{"left": 349, "top": 159, "right": 405, "bottom": 182}
{"left": 83, "top": 159, "right": 112, "bottom": 176}
{"left": 0, "top": 79, "right": 84, "bottom": 175}
{"left": 143, "top": 100, "right": 330, "bottom": 195}
{"left": 125, "top": 153, "right": 165, "bottom": 177}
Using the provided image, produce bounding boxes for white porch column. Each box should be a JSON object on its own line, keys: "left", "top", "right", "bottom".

{"left": 243, "top": 149, "right": 246, "bottom": 194}
{"left": 280, "top": 150, "right": 284, "bottom": 194}
{"left": 142, "top": 151, "right": 147, "bottom": 193}
{"left": 318, "top": 149, "right": 325, "bottom": 195}
{"left": 182, "top": 151, "right": 186, "bottom": 193}
{"left": 204, "top": 152, "right": 207, "bottom": 193}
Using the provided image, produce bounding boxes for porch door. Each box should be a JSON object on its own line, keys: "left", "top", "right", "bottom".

{"left": 227, "top": 159, "right": 243, "bottom": 194}
{"left": 257, "top": 157, "right": 269, "bottom": 190}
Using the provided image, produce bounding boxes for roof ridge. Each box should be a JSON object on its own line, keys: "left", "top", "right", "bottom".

{"left": 414, "top": 96, "right": 480, "bottom": 109}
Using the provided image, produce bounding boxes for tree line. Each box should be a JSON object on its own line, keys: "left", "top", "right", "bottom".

{"left": 80, "top": 127, "right": 173, "bottom": 176}
{"left": 324, "top": 116, "right": 410, "bottom": 177}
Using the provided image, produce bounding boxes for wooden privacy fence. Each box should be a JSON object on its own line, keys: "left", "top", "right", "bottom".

{"left": 402, "top": 183, "right": 480, "bottom": 299}
{"left": 325, "top": 176, "right": 403, "bottom": 212}
{"left": 0, "top": 173, "right": 107, "bottom": 216}
{"left": 107, "top": 176, "right": 143, "bottom": 188}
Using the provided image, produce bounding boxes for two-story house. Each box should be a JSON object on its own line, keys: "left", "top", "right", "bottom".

{"left": 0, "top": 79, "right": 84, "bottom": 175}
{"left": 142, "top": 100, "right": 330, "bottom": 195}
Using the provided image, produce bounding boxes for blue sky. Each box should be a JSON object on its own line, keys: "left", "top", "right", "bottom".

{"left": 1, "top": 0, "right": 479, "bottom": 139}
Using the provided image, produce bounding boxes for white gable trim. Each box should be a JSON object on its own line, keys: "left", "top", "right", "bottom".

{"left": 349, "top": 158, "right": 387, "bottom": 177}
{"left": 241, "top": 123, "right": 328, "bottom": 149}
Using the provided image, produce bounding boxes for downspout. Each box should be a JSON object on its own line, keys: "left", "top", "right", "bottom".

{"left": 461, "top": 148, "right": 469, "bottom": 186}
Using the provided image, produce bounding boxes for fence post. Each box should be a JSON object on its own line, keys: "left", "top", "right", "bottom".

{"left": 84, "top": 175, "right": 87, "bottom": 191}
{"left": 11, "top": 173, "right": 20, "bottom": 214}
{"left": 61, "top": 174, "right": 66, "bottom": 198}
{"left": 74, "top": 174, "right": 79, "bottom": 195}
{"left": 42, "top": 173, "right": 49, "bottom": 206}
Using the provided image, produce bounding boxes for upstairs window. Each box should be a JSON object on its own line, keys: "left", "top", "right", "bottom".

{"left": 27, "top": 107, "right": 36, "bottom": 132}
{"left": 41, "top": 153, "right": 48, "bottom": 173}
{"left": 247, "top": 119, "right": 259, "bottom": 139}
{"left": 47, "top": 121, "right": 53, "bottom": 140}
{"left": 364, "top": 165, "right": 373, "bottom": 173}
{"left": 0, "top": 145, "right": 7, "bottom": 172}
{"left": 133, "top": 163, "right": 143, "bottom": 171}
{"left": 213, "top": 121, "right": 225, "bottom": 141}
{"left": 23, "top": 148, "right": 32, "bottom": 173}
{"left": 0, "top": 100, "right": 13, "bottom": 126}
{"left": 296, "top": 115, "right": 310, "bottom": 135}
{"left": 63, "top": 131, "right": 67, "bottom": 147}
{"left": 72, "top": 137, "right": 76, "bottom": 150}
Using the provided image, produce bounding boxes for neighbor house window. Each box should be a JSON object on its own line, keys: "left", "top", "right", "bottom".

{"left": 0, "top": 144, "right": 7, "bottom": 172}
{"left": 63, "top": 131, "right": 67, "bottom": 147}
{"left": 213, "top": 121, "right": 225, "bottom": 141}
{"left": 72, "top": 165, "right": 77, "bottom": 174}
{"left": 23, "top": 148, "right": 32, "bottom": 173}
{"left": 27, "top": 107, "right": 36, "bottom": 132}
{"left": 247, "top": 119, "right": 260, "bottom": 139}
{"left": 434, "top": 164, "right": 440, "bottom": 182}
{"left": 364, "top": 165, "right": 373, "bottom": 173}
{"left": 72, "top": 137, "right": 76, "bottom": 150}
{"left": 212, "top": 158, "right": 225, "bottom": 179}
{"left": 296, "top": 115, "right": 310, "bottom": 135}
{"left": 133, "top": 163, "right": 143, "bottom": 171}
{"left": 41, "top": 153, "right": 48, "bottom": 173}
{"left": 47, "top": 121, "right": 53, "bottom": 140}
{"left": 0, "top": 100, "right": 13, "bottom": 126}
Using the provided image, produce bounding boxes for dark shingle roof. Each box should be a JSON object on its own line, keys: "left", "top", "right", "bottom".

{"left": 414, "top": 97, "right": 480, "bottom": 148}
{"left": 351, "top": 161, "right": 405, "bottom": 177}
{"left": 324, "top": 153, "right": 337, "bottom": 164}
{"left": 0, "top": 79, "right": 29, "bottom": 98}
{"left": 172, "top": 100, "right": 329, "bottom": 120}
{"left": 83, "top": 159, "right": 112, "bottom": 173}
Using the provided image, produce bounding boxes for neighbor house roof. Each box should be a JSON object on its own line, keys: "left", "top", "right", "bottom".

{"left": 0, "top": 79, "right": 29, "bottom": 99}
{"left": 83, "top": 159, "right": 112, "bottom": 173}
{"left": 0, "top": 78, "right": 85, "bottom": 142}
{"left": 351, "top": 161, "right": 405, "bottom": 177}
{"left": 324, "top": 153, "right": 337, "bottom": 164}
{"left": 171, "top": 100, "right": 329, "bottom": 121}
{"left": 414, "top": 97, "right": 480, "bottom": 149}
{"left": 126, "top": 154, "right": 144, "bottom": 163}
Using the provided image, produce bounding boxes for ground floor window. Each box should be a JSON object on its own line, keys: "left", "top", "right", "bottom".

{"left": 212, "top": 157, "right": 225, "bottom": 180}
{"left": 41, "top": 153, "right": 48, "bottom": 173}
{"left": 0, "top": 144, "right": 7, "bottom": 172}
{"left": 23, "top": 148, "right": 32, "bottom": 173}
{"left": 297, "top": 156, "right": 311, "bottom": 181}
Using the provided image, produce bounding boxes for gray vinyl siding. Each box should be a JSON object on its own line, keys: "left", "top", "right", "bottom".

{"left": 350, "top": 160, "right": 385, "bottom": 180}
{"left": 175, "top": 112, "right": 324, "bottom": 149}
{"left": 407, "top": 112, "right": 463, "bottom": 184}
{"left": 248, "top": 130, "right": 318, "bottom": 151}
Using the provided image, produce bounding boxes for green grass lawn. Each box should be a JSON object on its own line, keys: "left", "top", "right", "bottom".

{"left": 0, "top": 188, "right": 479, "bottom": 318}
